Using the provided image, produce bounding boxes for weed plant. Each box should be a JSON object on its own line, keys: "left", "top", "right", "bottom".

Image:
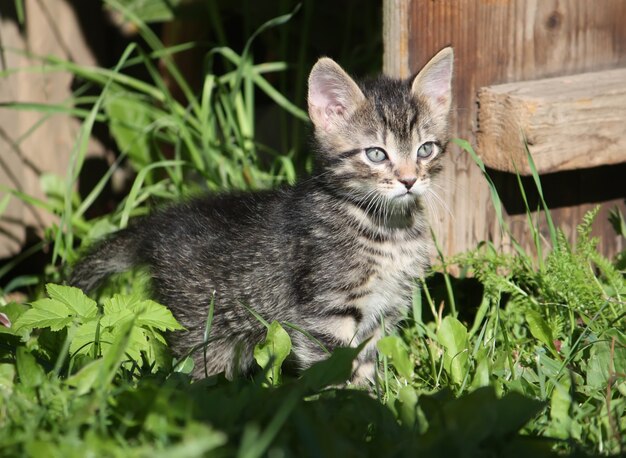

{"left": 0, "top": 3, "right": 624, "bottom": 457}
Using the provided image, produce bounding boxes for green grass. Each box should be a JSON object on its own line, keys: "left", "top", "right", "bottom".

{"left": 1, "top": 3, "right": 625, "bottom": 457}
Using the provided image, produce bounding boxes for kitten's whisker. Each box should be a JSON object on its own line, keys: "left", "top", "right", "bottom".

{"left": 427, "top": 188, "right": 454, "bottom": 221}
{"left": 424, "top": 194, "right": 440, "bottom": 223}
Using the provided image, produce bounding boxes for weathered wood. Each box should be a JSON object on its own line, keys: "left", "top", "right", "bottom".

{"left": 382, "top": 0, "right": 412, "bottom": 79}
{"left": 383, "top": 0, "right": 626, "bottom": 260}
{"left": 477, "top": 68, "right": 626, "bottom": 175}
{"left": 0, "top": 0, "right": 110, "bottom": 258}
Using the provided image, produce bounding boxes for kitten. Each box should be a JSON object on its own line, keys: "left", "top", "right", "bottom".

{"left": 70, "top": 47, "right": 454, "bottom": 383}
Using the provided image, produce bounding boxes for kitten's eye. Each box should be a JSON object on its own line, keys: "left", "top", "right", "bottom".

{"left": 365, "top": 147, "right": 388, "bottom": 163}
{"left": 417, "top": 142, "right": 436, "bottom": 159}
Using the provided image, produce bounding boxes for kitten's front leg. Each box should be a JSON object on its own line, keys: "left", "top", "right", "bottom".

{"left": 350, "top": 353, "right": 377, "bottom": 386}
{"left": 290, "top": 320, "right": 379, "bottom": 387}
{"left": 349, "top": 327, "right": 383, "bottom": 386}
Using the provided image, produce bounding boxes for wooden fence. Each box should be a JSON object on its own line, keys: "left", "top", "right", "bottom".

{"left": 384, "top": 0, "right": 626, "bottom": 259}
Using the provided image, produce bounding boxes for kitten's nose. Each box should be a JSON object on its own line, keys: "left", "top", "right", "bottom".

{"left": 399, "top": 177, "right": 417, "bottom": 190}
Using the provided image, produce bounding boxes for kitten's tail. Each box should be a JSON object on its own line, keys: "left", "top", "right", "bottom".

{"left": 69, "top": 228, "right": 142, "bottom": 293}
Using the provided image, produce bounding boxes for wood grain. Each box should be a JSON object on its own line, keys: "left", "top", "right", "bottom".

{"left": 383, "top": 0, "right": 626, "bottom": 259}
{"left": 382, "top": 0, "right": 412, "bottom": 79}
{"left": 0, "top": 0, "right": 111, "bottom": 257}
{"left": 477, "top": 68, "right": 626, "bottom": 174}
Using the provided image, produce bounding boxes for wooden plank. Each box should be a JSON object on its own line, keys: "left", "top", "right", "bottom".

{"left": 0, "top": 0, "right": 111, "bottom": 258}
{"left": 382, "top": 0, "right": 626, "bottom": 260}
{"left": 382, "top": 0, "right": 412, "bottom": 79}
{"left": 477, "top": 68, "right": 626, "bottom": 174}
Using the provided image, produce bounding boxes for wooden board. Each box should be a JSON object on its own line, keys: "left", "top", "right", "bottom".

{"left": 0, "top": 0, "right": 111, "bottom": 258}
{"left": 477, "top": 68, "right": 626, "bottom": 175}
{"left": 383, "top": 0, "right": 626, "bottom": 259}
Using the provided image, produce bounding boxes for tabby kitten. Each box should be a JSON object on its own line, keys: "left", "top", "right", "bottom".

{"left": 70, "top": 47, "right": 454, "bottom": 382}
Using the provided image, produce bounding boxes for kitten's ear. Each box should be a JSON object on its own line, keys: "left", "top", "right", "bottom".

{"left": 411, "top": 47, "right": 454, "bottom": 118}
{"left": 308, "top": 58, "right": 365, "bottom": 131}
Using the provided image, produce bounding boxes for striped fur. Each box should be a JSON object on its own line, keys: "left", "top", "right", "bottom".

{"left": 70, "top": 48, "right": 454, "bottom": 382}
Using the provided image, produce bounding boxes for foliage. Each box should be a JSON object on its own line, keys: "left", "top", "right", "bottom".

{"left": 13, "top": 284, "right": 181, "bottom": 372}
{"left": 0, "top": 2, "right": 625, "bottom": 457}
{"left": 1, "top": 299, "right": 551, "bottom": 457}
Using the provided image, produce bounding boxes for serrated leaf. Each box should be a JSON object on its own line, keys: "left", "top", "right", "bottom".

{"left": 254, "top": 321, "right": 292, "bottom": 386}
{"left": 437, "top": 316, "right": 469, "bottom": 386}
{"left": 100, "top": 307, "right": 134, "bottom": 329}
{"left": 131, "top": 299, "right": 184, "bottom": 331}
{"left": 14, "top": 298, "right": 73, "bottom": 331}
{"left": 526, "top": 310, "right": 557, "bottom": 355}
{"left": 92, "top": 319, "right": 135, "bottom": 391}
{"left": 112, "top": 324, "right": 150, "bottom": 362}
{"left": 71, "top": 317, "right": 151, "bottom": 365}
{"left": 46, "top": 284, "right": 98, "bottom": 319}
{"left": 377, "top": 335, "right": 413, "bottom": 379}
{"left": 103, "top": 294, "right": 183, "bottom": 331}
{"left": 103, "top": 294, "right": 135, "bottom": 315}
{"left": 70, "top": 320, "right": 102, "bottom": 357}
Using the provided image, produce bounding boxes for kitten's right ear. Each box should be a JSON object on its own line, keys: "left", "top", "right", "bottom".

{"left": 411, "top": 47, "right": 454, "bottom": 120}
{"left": 308, "top": 58, "right": 365, "bottom": 131}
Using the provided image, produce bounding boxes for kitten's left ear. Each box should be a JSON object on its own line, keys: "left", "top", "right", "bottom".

{"left": 411, "top": 47, "right": 454, "bottom": 118}
{"left": 308, "top": 58, "right": 365, "bottom": 131}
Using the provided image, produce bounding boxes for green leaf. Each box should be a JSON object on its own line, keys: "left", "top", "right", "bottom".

{"left": 470, "top": 356, "right": 491, "bottom": 390}
{"left": 525, "top": 310, "right": 557, "bottom": 355}
{"left": 436, "top": 316, "right": 469, "bottom": 386}
{"left": 0, "top": 301, "right": 29, "bottom": 337}
{"left": 65, "top": 358, "right": 105, "bottom": 396}
{"left": 377, "top": 335, "right": 413, "bottom": 379}
{"left": 300, "top": 344, "right": 364, "bottom": 391}
{"left": 0, "top": 363, "right": 16, "bottom": 396}
{"left": 174, "top": 355, "right": 195, "bottom": 374}
{"left": 102, "top": 293, "right": 134, "bottom": 315}
{"left": 395, "top": 385, "right": 419, "bottom": 428}
{"left": 153, "top": 423, "right": 228, "bottom": 458}
{"left": 15, "top": 284, "right": 98, "bottom": 332}
{"left": 16, "top": 347, "right": 45, "bottom": 390}
{"left": 112, "top": 324, "right": 150, "bottom": 362}
{"left": 70, "top": 320, "right": 102, "bottom": 357}
{"left": 608, "top": 206, "right": 626, "bottom": 238}
{"left": 587, "top": 340, "right": 626, "bottom": 389}
{"left": 15, "top": 298, "right": 73, "bottom": 331}
{"left": 130, "top": 298, "right": 184, "bottom": 331}
{"left": 46, "top": 283, "right": 98, "bottom": 319}
{"left": 254, "top": 321, "right": 292, "bottom": 386}
{"left": 40, "top": 173, "right": 66, "bottom": 201}
{"left": 547, "top": 376, "right": 572, "bottom": 439}
{"left": 116, "top": 0, "right": 179, "bottom": 23}
{"left": 100, "top": 306, "right": 134, "bottom": 329}
{"left": 105, "top": 91, "right": 153, "bottom": 167}
{"left": 102, "top": 294, "right": 183, "bottom": 331}
{"left": 491, "top": 390, "right": 545, "bottom": 438}
{"left": 92, "top": 318, "right": 135, "bottom": 391}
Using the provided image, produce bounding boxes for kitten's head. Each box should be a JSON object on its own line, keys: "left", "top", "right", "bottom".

{"left": 308, "top": 48, "right": 453, "bottom": 218}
